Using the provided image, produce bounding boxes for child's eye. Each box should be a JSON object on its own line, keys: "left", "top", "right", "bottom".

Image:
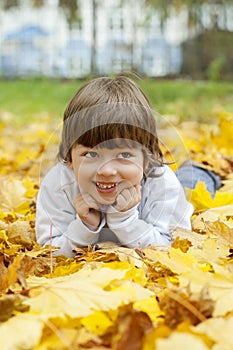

{"left": 84, "top": 151, "right": 99, "bottom": 158}
{"left": 118, "top": 152, "right": 132, "bottom": 159}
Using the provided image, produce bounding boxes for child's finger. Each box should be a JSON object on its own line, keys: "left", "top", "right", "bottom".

{"left": 74, "top": 194, "right": 100, "bottom": 218}
{"left": 79, "top": 193, "right": 101, "bottom": 210}
{"left": 115, "top": 185, "right": 141, "bottom": 211}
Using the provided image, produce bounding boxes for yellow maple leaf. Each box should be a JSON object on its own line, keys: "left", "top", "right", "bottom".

{"left": 16, "top": 149, "right": 38, "bottom": 166}
{"left": 0, "top": 178, "right": 31, "bottom": 214}
{"left": 26, "top": 263, "right": 152, "bottom": 320}
{"left": 212, "top": 118, "right": 233, "bottom": 153}
{"left": 205, "top": 220, "right": 233, "bottom": 247}
{"left": 186, "top": 181, "right": 233, "bottom": 212}
{"left": 23, "top": 177, "right": 39, "bottom": 198}
{"left": 0, "top": 313, "right": 44, "bottom": 349}
{"left": 7, "top": 220, "right": 35, "bottom": 247}
{"left": 34, "top": 328, "right": 78, "bottom": 350}
{"left": 213, "top": 289, "right": 233, "bottom": 317}
{"left": 143, "top": 246, "right": 197, "bottom": 275}
{"left": 81, "top": 310, "right": 114, "bottom": 335}
{"left": 190, "top": 238, "right": 229, "bottom": 266}
{"left": 179, "top": 264, "right": 233, "bottom": 317}
{"left": 194, "top": 316, "right": 233, "bottom": 349}
{"left": 192, "top": 204, "right": 233, "bottom": 231}
{"left": 171, "top": 227, "right": 207, "bottom": 248}
{"left": 134, "top": 297, "right": 164, "bottom": 322}
{"left": 156, "top": 331, "right": 209, "bottom": 350}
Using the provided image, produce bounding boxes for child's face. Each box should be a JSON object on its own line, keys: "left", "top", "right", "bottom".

{"left": 70, "top": 140, "right": 144, "bottom": 206}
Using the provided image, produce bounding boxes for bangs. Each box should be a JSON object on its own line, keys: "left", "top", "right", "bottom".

{"left": 76, "top": 124, "right": 151, "bottom": 150}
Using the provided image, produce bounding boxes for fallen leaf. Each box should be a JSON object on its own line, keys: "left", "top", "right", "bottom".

{"left": 192, "top": 204, "right": 233, "bottom": 231}
{"left": 7, "top": 220, "right": 35, "bottom": 248}
{"left": 194, "top": 316, "right": 233, "bottom": 350}
{"left": 156, "top": 331, "right": 209, "bottom": 350}
{"left": 205, "top": 220, "right": 233, "bottom": 246}
{"left": 26, "top": 263, "right": 152, "bottom": 320}
{"left": 112, "top": 304, "right": 153, "bottom": 350}
{"left": 0, "top": 294, "right": 29, "bottom": 322}
{"left": 186, "top": 182, "right": 233, "bottom": 212}
{"left": 0, "top": 178, "right": 29, "bottom": 212}
{"left": 0, "top": 313, "right": 44, "bottom": 349}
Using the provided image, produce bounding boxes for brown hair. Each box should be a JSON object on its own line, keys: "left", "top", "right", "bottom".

{"left": 59, "top": 76, "right": 163, "bottom": 177}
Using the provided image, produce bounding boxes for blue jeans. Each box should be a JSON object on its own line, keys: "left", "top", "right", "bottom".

{"left": 175, "top": 165, "right": 221, "bottom": 198}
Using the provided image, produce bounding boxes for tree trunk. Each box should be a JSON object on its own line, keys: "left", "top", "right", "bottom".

{"left": 91, "top": 0, "right": 97, "bottom": 76}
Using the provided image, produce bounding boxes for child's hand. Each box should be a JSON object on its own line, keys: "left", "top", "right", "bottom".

{"left": 114, "top": 184, "right": 141, "bottom": 212}
{"left": 74, "top": 193, "right": 101, "bottom": 229}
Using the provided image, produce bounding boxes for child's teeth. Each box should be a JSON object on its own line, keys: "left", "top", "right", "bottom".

{"left": 97, "top": 182, "right": 116, "bottom": 189}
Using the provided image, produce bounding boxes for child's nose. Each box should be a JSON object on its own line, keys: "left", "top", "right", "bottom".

{"left": 97, "top": 160, "right": 117, "bottom": 176}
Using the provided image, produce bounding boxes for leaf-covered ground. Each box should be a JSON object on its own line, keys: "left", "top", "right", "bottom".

{"left": 0, "top": 109, "right": 233, "bottom": 350}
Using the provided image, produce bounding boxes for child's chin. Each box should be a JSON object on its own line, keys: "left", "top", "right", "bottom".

{"left": 97, "top": 195, "right": 116, "bottom": 206}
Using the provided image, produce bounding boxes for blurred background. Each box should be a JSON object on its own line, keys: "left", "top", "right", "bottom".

{"left": 1, "top": 0, "right": 233, "bottom": 80}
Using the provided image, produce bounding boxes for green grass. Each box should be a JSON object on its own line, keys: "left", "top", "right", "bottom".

{"left": 140, "top": 79, "right": 233, "bottom": 121}
{"left": 0, "top": 78, "right": 84, "bottom": 123}
{"left": 0, "top": 78, "right": 233, "bottom": 124}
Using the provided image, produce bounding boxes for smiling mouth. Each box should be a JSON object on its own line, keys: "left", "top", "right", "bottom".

{"left": 95, "top": 182, "right": 118, "bottom": 194}
{"left": 96, "top": 182, "right": 117, "bottom": 190}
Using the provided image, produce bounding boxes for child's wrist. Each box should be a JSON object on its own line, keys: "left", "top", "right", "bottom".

{"left": 80, "top": 215, "right": 101, "bottom": 230}
{"left": 107, "top": 204, "right": 139, "bottom": 225}
{"left": 82, "top": 221, "right": 100, "bottom": 231}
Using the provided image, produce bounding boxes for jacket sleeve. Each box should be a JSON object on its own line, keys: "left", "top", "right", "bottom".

{"left": 106, "top": 165, "right": 193, "bottom": 248}
{"left": 36, "top": 174, "right": 105, "bottom": 257}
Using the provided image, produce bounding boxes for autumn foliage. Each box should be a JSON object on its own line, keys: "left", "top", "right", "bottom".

{"left": 0, "top": 110, "right": 233, "bottom": 349}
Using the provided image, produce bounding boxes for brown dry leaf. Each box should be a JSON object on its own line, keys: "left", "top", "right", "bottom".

{"left": 80, "top": 304, "right": 153, "bottom": 350}
{"left": 74, "top": 243, "right": 121, "bottom": 264}
{"left": 111, "top": 304, "right": 153, "bottom": 350}
{"left": 0, "top": 294, "right": 29, "bottom": 322}
{"left": 25, "top": 242, "right": 60, "bottom": 258}
{"left": 158, "top": 286, "right": 214, "bottom": 329}
{"left": 16, "top": 254, "right": 37, "bottom": 281}
{"left": 0, "top": 255, "right": 8, "bottom": 295}
{"left": 74, "top": 242, "right": 145, "bottom": 269}
{"left": 0, "top": 252, "right": 37, "bottom": 295}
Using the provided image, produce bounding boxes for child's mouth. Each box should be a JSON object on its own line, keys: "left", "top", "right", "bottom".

{"left": 96, "top": 182, "right": 117, "bottom": 193}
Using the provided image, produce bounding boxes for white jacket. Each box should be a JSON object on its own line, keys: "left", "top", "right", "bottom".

{"left": 36, "top": 162, "right": 193, "bottom": 257}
